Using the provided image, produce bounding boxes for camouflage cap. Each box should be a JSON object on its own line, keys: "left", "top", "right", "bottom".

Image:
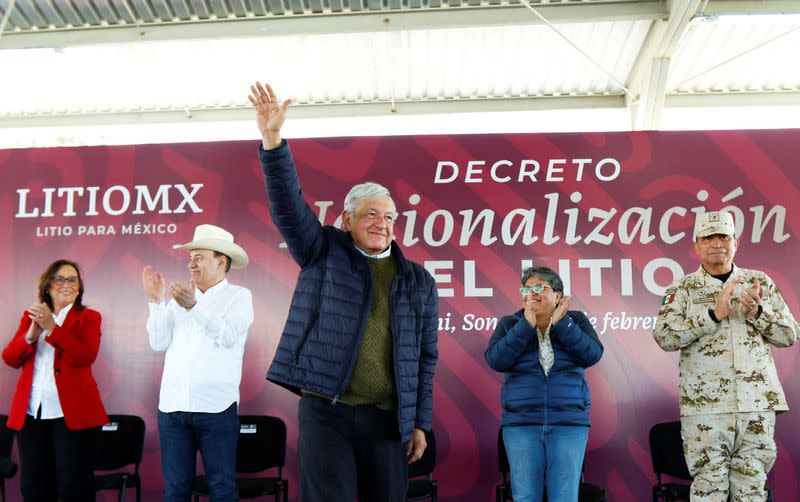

{"left": 695, "top": 211, "right": 736, "bottom": 239}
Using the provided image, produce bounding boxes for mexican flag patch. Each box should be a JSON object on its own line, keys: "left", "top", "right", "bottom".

{"left": 661, "top": 292, "right": 675, "bottom": 305}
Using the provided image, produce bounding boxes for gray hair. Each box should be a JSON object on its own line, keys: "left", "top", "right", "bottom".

{"left": 344, "top": 182, "right": 392, "bottom": 216}
{"left": 521, "top": 266, "right": 564, "bottom": 294}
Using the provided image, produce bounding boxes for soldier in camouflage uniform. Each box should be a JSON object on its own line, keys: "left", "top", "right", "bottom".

{"left": 653, "top": 210, "right": 799, "bottom": 502}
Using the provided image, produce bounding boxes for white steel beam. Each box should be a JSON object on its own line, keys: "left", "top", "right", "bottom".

{"left": 666, "top": 90, "right": 800, "bottom": 107}
{"left": 0, "top": 95, "right": 626, "bottom": 128}
{"left": 8, "top": 90, "right": 794, "bottom": 128}
{"left": 626, "top": 0, "right": 705, "bottom": 130}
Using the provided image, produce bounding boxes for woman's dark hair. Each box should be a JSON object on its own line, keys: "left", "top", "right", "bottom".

{"left": 521, "top": 266, "right": 564, "bottom": 294}
{"left": 38, "top": 259, "right": 85, "bottom": 311}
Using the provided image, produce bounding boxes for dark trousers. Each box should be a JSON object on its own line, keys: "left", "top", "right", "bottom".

{"left": 157, "top": 402, "right": 239, "bottom": 502}
{"left": 16, "top": 415, "right": 99, "bottom": 502}
{"left": 298, "top": 394, "right": 408, "bottom": 502}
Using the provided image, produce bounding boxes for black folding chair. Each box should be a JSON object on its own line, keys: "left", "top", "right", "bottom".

{"left": 496, "top": 428, "right": 512, "bottom": 502}
{"left": 649, "top": 421, "right": 693, "bottom": 502}
{"left": 0, "top": 415, "right": 18, "bottom": 502}
{"left": 407, "top": 429, "right": 438, "bottom": 501}
{"left": 578, "top": 481, "right": 608, "bottom": 502}
{"left": 649, "top": 420, "right": 773, "bottom": 502}
{"left": 94, "top": 414, "right": 146, "bottom": 502}
{"left": 193, "top": 415, "right": 288, "bottom": 502}
{"left": 497, "top": 426, "right": 606, "bottom": 502}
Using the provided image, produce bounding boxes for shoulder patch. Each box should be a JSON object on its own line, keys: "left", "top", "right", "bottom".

{"left": 661, "top": 291, "right": 676, "bottom": 306}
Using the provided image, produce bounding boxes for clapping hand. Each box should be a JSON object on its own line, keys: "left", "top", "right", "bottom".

{"left": 170, "top": 280, "right": 197, "bottom": 311}
{"left": 739, "top": 279, "right": 763, "bottom": 318}
{"left": 551, "top": 296, "right": 572, "bottom": 325}
{"left": 142, "top": 266, "right": 167, "bottom": 303}
{"left": 714, "top": 277, "right": 738, "bottom": 320}
{"left": 27, "top": 302, "right": 55, "bottom": 334}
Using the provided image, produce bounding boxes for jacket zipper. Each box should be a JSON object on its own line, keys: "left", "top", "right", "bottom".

{"left": 333, "top": 258, "right": 373, "bottom": 404}
{"left": 391, "top": 280, "right": 401, "bottom": 432}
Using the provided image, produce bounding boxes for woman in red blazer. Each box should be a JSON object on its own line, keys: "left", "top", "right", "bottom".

{"left": 2, "top": 259, "right": 108, "bottom": 502}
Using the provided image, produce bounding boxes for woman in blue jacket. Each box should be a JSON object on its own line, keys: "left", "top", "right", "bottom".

{"left": 485, "top": 266, "right": 603, "bottom": 502}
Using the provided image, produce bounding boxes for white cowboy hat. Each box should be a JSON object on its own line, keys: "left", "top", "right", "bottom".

{"left": 172, "top": 224, "right": 249, "bottom": 269}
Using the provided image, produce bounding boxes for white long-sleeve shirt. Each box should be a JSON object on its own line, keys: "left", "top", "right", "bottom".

{"left": 27, "top": 303, "right": 73, "bottom": 419}
{"left": 147, "top": 279, "right": 253, "bottom": 413}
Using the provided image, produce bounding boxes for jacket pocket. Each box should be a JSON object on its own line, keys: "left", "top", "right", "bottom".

{"left": 410, "top": 290, "right": 424, "bottom": 351}
{"left": 292, "top": 311, "right": 319, "bottom": 364}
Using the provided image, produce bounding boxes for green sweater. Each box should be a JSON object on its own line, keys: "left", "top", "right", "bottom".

{"left": 337, "top": 255, "right": 398, "bottom": 410}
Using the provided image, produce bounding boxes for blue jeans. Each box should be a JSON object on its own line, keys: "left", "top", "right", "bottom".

{"left": 158, "top": 402, "right": 239, "bottom": 502}
{"left": 503, "top": 425, "right": 589, "bottom": 502}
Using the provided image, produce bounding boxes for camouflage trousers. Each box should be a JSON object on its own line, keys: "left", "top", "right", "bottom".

{"left": 681, "top": 411, "right": 776, "bottom": 502}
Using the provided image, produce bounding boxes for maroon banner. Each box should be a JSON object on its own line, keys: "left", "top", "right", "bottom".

{"left": 1, "top": 129, "right": 798, "bottom": 501}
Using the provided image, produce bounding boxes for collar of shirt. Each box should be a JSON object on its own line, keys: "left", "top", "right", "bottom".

{"left": 697, "top": 264, "right": 738, "bottom": 287}
{"left": 536, "top": 323, "right": 552, "bottom": 341}
{"left": 537, "top": 323, "right": 555, "bottom": 376}
{"left": 195, "top": 278, "right": 229, "bottom": 300}
{"left": 353, "top": 243, "right": 392, "bottom": 259}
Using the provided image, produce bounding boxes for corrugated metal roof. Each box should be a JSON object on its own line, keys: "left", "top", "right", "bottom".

{"left": 668, "top": 16, "right": 800, "bottom": 94}
{"left": 0, "top": 20, "right": 651, "bottom": 113}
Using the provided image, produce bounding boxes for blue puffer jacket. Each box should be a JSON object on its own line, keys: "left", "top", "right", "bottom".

{"left": 259, "top": 141, "right": 439, "bottom": 442}
{"left": 485, "top": 310, "right": 603, "bottom": 427}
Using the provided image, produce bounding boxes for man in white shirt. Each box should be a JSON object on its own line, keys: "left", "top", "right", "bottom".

{"left": 142, "top": 224, "right": 254, "bottom": 502}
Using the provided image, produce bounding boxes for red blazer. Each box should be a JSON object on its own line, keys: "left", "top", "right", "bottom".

{"left": 2, "top": 307, "right": 108, "bottom": 431}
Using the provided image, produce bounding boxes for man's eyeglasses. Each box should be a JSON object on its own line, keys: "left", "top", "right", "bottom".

{"left": 520, "top": 284, "right": 552, "bottom": 295}
{"left": 52, "top": 276, "right": 79, "bottom": 286}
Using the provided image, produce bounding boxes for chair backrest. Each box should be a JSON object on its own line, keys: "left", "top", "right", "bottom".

{"left": 236, "top": 415, "right": 287, "bottom": 474}
{"left": 0, "top": 415, "right": 12, "bottom": 459}
{"left": 578, "top": 481, "right": 607, "bottom": 502}
{"left": 408, "top": 429, "right": 436, "bottom": 479}
{"left": 649, "top": 421, "right": 692, "bottom": 480}
{"left": 94, "top": 414, "right": 146, "bottom": 471}
{"left": 497, "top": 427, "right": 510, "bottom": 477}
{"left": 0, "top": 414, "right": 17, "bottom": 479}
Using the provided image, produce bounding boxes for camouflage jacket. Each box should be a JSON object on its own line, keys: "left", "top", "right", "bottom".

{"left": 653, "top": 265, "right": 798, "bottom": 416}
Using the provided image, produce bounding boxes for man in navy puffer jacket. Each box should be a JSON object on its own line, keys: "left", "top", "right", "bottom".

{"left": 250, "top": 82, "right": 439, "bottom": 502}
